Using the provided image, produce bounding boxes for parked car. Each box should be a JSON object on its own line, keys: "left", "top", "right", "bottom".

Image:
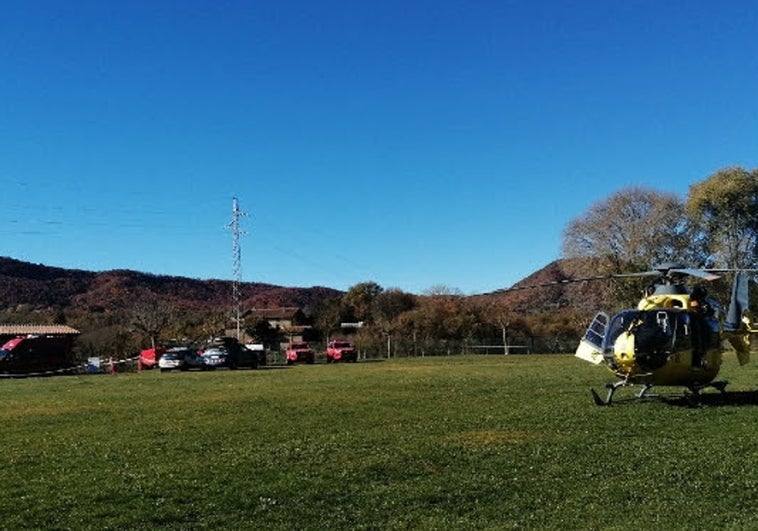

{"left": 201, "top": 347, "right": 228, "bottom": 369}
{"left": 158, "top": 348, "right": 190, "bottom": 372}
{"left": 326, "top": 340, "right": 357, "bottom": 363}
{"left": 228, "top": 346, "right": 259, "bottom": 369}
{"left": 139, "top": 347, "right": 167, "bottom": 369}
{"left": 183, "top": 350, "right": 206, "bottom": 370}
{"left": 207, "top": 336, "right": 258, "bottom": 369}
{"left": 285, "top": 341, "right": 314, "bottom": 365}
{"left": 245, "top": 343, "right": 267, "bottom": 366}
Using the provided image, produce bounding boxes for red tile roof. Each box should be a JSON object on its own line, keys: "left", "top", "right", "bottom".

{"left": 0, "top": 325, "right": 80, "bottom": 336}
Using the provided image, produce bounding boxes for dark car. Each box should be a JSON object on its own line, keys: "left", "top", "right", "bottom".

{"left": 201, "top": 347, "right": 228, "bottom": 369}
{"left": 246, "top": 344, "right": 267, "bottom": 367}
{"left": 183, "top": 350, "right": 206, "bottom": 370}
{"left": 227, "top": 346, "right": 259, "bottom": 369}
{"left": 207, "top": 336, "right": 259, "bottom": 369}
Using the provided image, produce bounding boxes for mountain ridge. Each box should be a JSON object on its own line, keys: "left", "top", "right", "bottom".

{"left": 0, "top": 256, "right": 612, "bottom": 317}
{"left": 0, "top": 256, "right": 343, "bottom": 312}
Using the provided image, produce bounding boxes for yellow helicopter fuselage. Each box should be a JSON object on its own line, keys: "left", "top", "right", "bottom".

{"left": 611, "top": 329, "right": 721, "bottom": 386}
{"left": 608, "top": 292, "right": 724, "bottom": 386}
{"left": 576, "top": 289, "right": 752, "bottom": 391}
{"left": 571, "top": 266, "right": 757, "bottom": 404}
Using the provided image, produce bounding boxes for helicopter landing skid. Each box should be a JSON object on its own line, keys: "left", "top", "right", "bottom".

{"left": 592, "top": 380, "right": 730, "bottom": 406}
{"left": 591, "top": 381, "right": 656, "bottom": 406}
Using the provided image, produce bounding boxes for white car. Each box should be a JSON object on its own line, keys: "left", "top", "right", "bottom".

{"left": 158, "top": 350, "right": 186, "bottom": 372}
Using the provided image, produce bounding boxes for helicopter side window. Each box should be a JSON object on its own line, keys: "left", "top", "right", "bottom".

{"left": 639, "top": 310, "right": 676, "bottom": 341}
{"left": 602, "top": 310, "right": 638, "bottom": 352}
{"left": 674, "top": 312, "right": 692, "bottom": 350}
{"left": 583, "top": 312, "right": 608, "bottom": 349}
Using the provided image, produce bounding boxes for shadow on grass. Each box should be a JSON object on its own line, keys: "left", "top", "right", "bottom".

{"left": 662, "top": 391, "right": 758, "bottom": 408}
{"left": 585, "top": 388, "right": 758, "bottom": 408}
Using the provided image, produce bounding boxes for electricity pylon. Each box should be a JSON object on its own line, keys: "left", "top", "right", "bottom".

{"left": 227, "top": 197, "right": 247, "bottom": 340}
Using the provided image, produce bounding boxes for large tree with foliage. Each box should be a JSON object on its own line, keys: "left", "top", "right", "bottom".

{"left": 686, "top": 166, "right": 758, "bottom": 268}
{"left": 410, "top": 286, "right": 477, "bottom": 353}
{"left": 343, "top": 281, "right": 383, "bottom": 324}
{"left": 372, "top": 288, "right": 416, "bottom": 358}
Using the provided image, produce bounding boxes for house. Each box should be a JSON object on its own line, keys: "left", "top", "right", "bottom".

{"left": 225, "top": 307, "right": 312, "bottom": 346}
{"left": 244, "top": 307, "right": 308, "bottom": 329}
{"left": 0, "top": 324, "right": 80, "bottom": 344}
{"left": 0, "top": 325, "right": 81, "bottom": 373}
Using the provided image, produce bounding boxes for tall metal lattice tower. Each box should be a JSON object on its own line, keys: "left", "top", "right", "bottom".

{"left": 227, "top": 197, "right": 247, "bottom": 340}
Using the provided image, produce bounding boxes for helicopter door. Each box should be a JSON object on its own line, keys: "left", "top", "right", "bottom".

{"left": 633, "top": 310, "right": 677, "bottom": 371}
{"left": 575, "top": 312, "right": 608, "bottom": 365}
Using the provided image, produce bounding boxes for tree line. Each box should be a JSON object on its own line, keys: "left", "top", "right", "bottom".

{"left": 7, "top": 166, "right": 756, "bottom": 359}
{"left": 563, "top": 166, "right": 758, "bottom": 271}
{"left": 305, "top": 166, "right": 758, "bottom": 357}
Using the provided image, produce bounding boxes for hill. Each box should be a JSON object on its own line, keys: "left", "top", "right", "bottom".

{"left": 0, "top": 257, "right": 342, "bottom": 313}
{"left": 474, "top": 257, "right": 612, "bottom": 314}
{"left": 0, "top": 256, "right": 617, "bottom": 316}
{"left": 0, "top": 256, "right": 615, "bottom": 355}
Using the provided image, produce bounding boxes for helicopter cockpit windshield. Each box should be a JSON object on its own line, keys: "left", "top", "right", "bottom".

{"left": 599, "top": 308, "right": 695, "bottom": 372}
{"left": 602, "top": 310, "right": 637, "bottom": 353}
{"left": 631, "top": 309, "right": 682, "bottom": 371}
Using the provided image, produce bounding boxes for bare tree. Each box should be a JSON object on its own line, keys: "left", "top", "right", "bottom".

{"left": 312, "top": 297, "right": 343, "bottom": 346}
{"left": 562, "top": 186, "right": 701, "bottom": 271}
{"left": 129, "top": 292, "right": 175, "bottom": 349}
{"left": 485, "top": 299, "right": 515, "bottom": 354}
{"left": 200, "top": 310, "right": 228, "bottom": 342}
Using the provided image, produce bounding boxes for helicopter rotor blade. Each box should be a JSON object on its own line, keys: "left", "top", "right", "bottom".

{"left": 612, "top": 271, "right": 663, "bottom": 278}
{"left": 488, "top": 262, "right": 748, "bottom": 296}
{"left": 490, "top": 273, "right": 635, "bottom": 294}
{"left": 669, "top": 269, "right": 721, "bottom": 281}
{"left": 704, "top": 268, "right": 758, "bottom": 275}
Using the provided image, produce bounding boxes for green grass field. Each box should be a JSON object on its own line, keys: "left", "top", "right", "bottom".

{"left": 3, "top": 354, "right": 758, "bottom": 530}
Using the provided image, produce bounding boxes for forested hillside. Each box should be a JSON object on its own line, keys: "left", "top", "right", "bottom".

{"left": 0, "top": 257, "right": 341, "bottom": 312}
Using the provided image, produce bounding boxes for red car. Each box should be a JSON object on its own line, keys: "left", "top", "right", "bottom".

{"left": 285, "top": 341, "right": 315, "bottom": 365}
{"left": 139, "top": 347, "right": 167, "bottom": 369}
{"left": 326, "top": 340, "right": 357, "bottom": 363}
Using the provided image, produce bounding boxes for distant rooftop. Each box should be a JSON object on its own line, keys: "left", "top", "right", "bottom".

{"left": 244, "top": 307, "right": 302, "bottom": 320}
{"left": 0, "top": 325, "right": 80, "bottom": 336}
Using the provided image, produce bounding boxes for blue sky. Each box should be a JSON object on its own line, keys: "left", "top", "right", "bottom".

{"left": 2, "top": 1, "right": 758, "bottom": 294}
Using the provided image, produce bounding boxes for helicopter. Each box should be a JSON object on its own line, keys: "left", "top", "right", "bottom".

{"left": 570, "top": 263, "right": 758, "bottom": 405}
